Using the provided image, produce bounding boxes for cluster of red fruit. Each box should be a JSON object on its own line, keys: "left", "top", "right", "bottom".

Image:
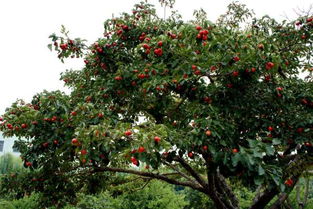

{"left": 195, "top": 26, "right": 209, "bottom": 41}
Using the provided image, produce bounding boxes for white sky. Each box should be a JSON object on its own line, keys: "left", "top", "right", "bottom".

{"left": 0, "top": 0, "right": 312, "bottom": 114}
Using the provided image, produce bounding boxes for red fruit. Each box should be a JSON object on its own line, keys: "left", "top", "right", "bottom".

{"left": 71, "top": 111, "right": 77, "bottom": 116}
{"left": 296, "top": 21, "right": 302, "bottom": 26}
{"left": 284, "top": 178, "right": 293, "bottom": 187}
{"left": 305, "top": 142, "right": 312, "bottom": 147}
{"left": 15, "top": 126, "right": 20, "bottom": 131}
{"left": 25, "top": 162, "right": 32, "bottom": 167}
{"left": 96, "top": 47, "right": 103, "bottom": 53}
{"left": 42, "top": 142, "right": 49, "bottom": 148}
{"left": 257, "top": 44, "right": 264, "bottom": 49}
{"left": 296, "top": 127, "right": 304, "bottom": 133}
{"left": 301, "top": 99, "right": 308, "bottom": 105}
{"left": 233, "top": 56, "right": 240, "bottom": 62}
{"left": 145, "top": 165, "right": 150, "bottom": 169}
{"left": 188, "top": 152, "right": 193, "bottom": 158}
{"left": 194, "top": 70, "right": 202, "bottom": 75}
{"left": 98, "top": 113, "right": 104, "bottom": 118}
{"left": 301, "top": 35, "right": 306, "bottom": 39}
{"left": 81, "top": 149, "right": 87, "bottom": 155}
{"left": 81, "top": 159, "right": 87, "bottom": 164}
{"left": 138, "top": 73, "right": 146, "bottom": 79}
{"left": 202, "top": 35, "right": 208, "bottom": 41}
{"left": 232, "top": 148, "right": 239, "bottom": 153}
{"left": 143, "top": 43, "right": 150, "bottom": 49}
{"left": 7, "top": 123, "right": 13, "bottom": 129}
{"left": 205, "top": 130, "right": 212, "bottom": 136}
{"left": 268, "top": 126, "right": 274, "bottom": 132}
{"left": 124, "top": 130, "right": 132, "bottom": 136}
{"left": 201, "top": 30, "right": 209, "bottom": 35}
{"left": 0, "top": 117, "right": 3, "bottom": 121}
{"left": 138, "top": 146, "right": 145, "bottom": 153}
{"left": 196, "top": 33, "right": 202, "bottom": 39}
{"left": 226, "top": 83, "right": 233, "bottom": 88}
{"left": 53, "top": 140, "right": 58, "bottom": 145}
{"left": 71, "top": 138, "right": 78, "bottom": 144}
{"left": 196, "top": 26, "right": 202, "bottom": 30}
{"left": 114, "top": 76, "right": 123, "bottom": 81}
{"left": 122, "top": 25, "right": 129, "bottom": 31}
{"left": 157, "top": 41, "right": 163, "bottom": 47}
{"left": 210, "top": 66, "right": 217, "bottom": 71}
{"left": 307, "top": 17, "right": 313, "bottom": 23}
{"left": 265, "top": 62, "right": 274, "bottom": 70}
{"left": 131, "top": 157, "right": 138, "bottom": 166}
{"left": 202, "top": 145, "right": 208, "bottom": 151}
{"left": 154, "top": 136, "right": 161, "bottom": 143}
{"left": 21, "top": 123, "right": 27, "bottom": 129}
{"left": 191, "top": 65, "right": 197, "bottom": 70}
{"left": 276, "top": 87, "right": 283, "bottom": 91}
{"left": 154, "top": 48, "right": 163, "bottom": 56}
{"left": 232, "top": 71, "right": 239, "bottom": 77}
{"left": 265, "top": 75, "right": 271, "bottom": 81}
{"left": 251, "top": 68, "right": 256, "bottom": 72}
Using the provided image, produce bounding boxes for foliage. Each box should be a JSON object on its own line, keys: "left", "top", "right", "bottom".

{"left": 0, "top": 1, "right": 312, "bottom": 208}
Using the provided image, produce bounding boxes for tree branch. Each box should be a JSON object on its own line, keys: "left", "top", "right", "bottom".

{"left": 162, "top": 160, "right": 199, "bottom": 185}
{"left": 174, "top": 156, "right": 208, "bottom": 188}
{"left": 93, "top": 166, "right": 205, "bottom": 192}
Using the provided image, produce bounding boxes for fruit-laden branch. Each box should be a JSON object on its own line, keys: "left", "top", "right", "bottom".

{"left": 93, "top": 166, "right": 205, "bottom": 192}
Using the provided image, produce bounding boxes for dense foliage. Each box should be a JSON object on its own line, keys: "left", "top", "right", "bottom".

{"left": 0, "top": 1, "right": 312, "bottom": 208}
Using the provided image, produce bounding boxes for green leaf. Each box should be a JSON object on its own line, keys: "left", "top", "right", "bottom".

{"left": 258, "top": 165, "right": 265, "bottom": 175}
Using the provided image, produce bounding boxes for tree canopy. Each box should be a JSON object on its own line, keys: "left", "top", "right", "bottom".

{"left": 0, "top": 1, "right": 312, "bottom": 208}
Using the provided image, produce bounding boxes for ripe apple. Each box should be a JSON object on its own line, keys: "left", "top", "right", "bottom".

{"left": 205, "top": 130, "right": 212, "bottom": 136}
{"left": 124, "top": 130, "right": 132, "bottom": 136}
{"left": 53, "top": 140, "right": 58, "bottom": 145}
{"left": 268, "top": 126, "right": 274, "bottom": 132}
{"left": 157, "top": 41, "right": 163, "bottom": 47}
{"left": 202, "top": 145, "right": 208, "bottom": 151}
{"left": 25, "top": 162, "right": 32, "bottom": 167}
{"left": 284, "top": 178, "right": 293, "bottom": 186}
{"left": 154, "top": 48, "right": 163, "bottom": 56}
{"left": 297, "top": 127, "right": 304, "bottom": 133}
{"left": 188, "top": 152, "right": 193, "bottom": 158}
{"left": 265, "top": 62, "right": 274, "bottom": 70}
{"left": 114, "top": 76, "right": 123, "bottom": 81}
{"left": 232, "top": 71, "right": 239, "bottom": 77}
{"left": 138, "top": 146, "right": 145, "bottom": 153}
{"left": 72, "top": 138, "right": 78, "bottom": 144}
{"left": 81, "top": 149, "right": 87, "bottom": 155}
{"left": 71, "top": 111, "right": 77, "bottom": 116}
{"left": 233, "top": 56, "right": 240, "bottom": 62}
{"left": 42, "top": 142, "right": 49, "bottom": 148}
{"left": 276, "top": 87, "right": 283, "bottom": 91}
{"left": 7, "top": 123, "right": 13, "bottom": 129}
{"left": 154, "top": 136, "right": 161, "bottom": 143}
{"left": 196, "top": 26, "right": 202, "bottom": 30}
{"left": 21, "top": 123, "right": 27, "bottom": 129}
{"left": 232, "top": 148, "right": 239, "bottom": 153}
{"left": 98, "top": 113, "right": 104, "bottom": 118}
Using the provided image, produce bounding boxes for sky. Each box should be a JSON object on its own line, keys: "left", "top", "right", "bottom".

{"left": 0, "top": 0, "right": 312, "bottom": 115}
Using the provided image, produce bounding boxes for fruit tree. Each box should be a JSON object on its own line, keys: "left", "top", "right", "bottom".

{"left": 1, "top": 1, "right": 313, "bottom": 208}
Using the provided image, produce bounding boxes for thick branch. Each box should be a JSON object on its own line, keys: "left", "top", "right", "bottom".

{"left": 93, "top": 166, "right": 205, "bottom": 192}
{"left": 162, "top": 160, "right": 199, "bottom": 185}
{"left": 174, "top": 156, "right": 208, "bottom": 188}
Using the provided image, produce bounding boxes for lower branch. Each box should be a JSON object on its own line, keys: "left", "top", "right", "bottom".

{"left": 93, "top": 166, "right": 205, "bottom": 192}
